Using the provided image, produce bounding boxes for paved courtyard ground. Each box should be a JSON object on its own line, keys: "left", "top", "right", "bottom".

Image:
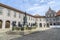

{"left": 11, "top": 28, "right": 60, "bottom": 40}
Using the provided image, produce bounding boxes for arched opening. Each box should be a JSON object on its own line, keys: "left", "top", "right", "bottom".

{"left": 50, "top": 23, "right": 52, "bottom": 25}
{"left": 54, "top": 23, "right": 56, "bottom": 25}
{"left": 12, "top": 21, "right": 16, "bottom": 27}
{"left": 18, "top": 22, "right": 22, "bottom": 27}
{"left": 5, "top": 20, "right": 10, "bottom": 28}
{"left": 47, "top": 23, "right": 49, "bottom": 27}
{"left": 39, "top": 23, "right": 42, "bottom": 27}
{"left": 0, "top": 20, "right": 2, "bottom": 28}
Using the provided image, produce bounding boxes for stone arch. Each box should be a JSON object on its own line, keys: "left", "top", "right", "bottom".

{"left": 39, "top": 23, "right": 42, "bottom": 27}
{"left": 5, "top": 20, "right": 10, "bottom": 28}
{"left": 0, "top": 20, "right": 2, "bottom": 28}
{"left": 47, "top": 23, "right": 49, "bottom": 27}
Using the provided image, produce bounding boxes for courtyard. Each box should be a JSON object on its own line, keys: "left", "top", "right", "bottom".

{"left": 11, "top": 28, "right": 60, "bottom": 40}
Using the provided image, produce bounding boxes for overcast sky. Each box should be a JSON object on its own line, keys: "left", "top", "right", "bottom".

{"left": 0, "top": 0, "right": 60, "bottom": 16}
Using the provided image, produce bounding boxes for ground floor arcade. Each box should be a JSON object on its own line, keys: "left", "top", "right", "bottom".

{"left": 0, "top": 20, "right": 51, "bottom": 29}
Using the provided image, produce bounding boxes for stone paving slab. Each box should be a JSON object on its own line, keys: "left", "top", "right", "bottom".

{"left": 0, "top": 28, "right": 50, "bottom": 40}
{"left": 11, "top": 28, "right": 60, "bottom": 40}
{"left": 0, "top": 33, "right": 22, "bottom": 40}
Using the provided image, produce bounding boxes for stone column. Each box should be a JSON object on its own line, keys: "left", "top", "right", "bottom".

{"left": 10, "top": 21, "right": 12, "bottom": 30}
{"left": 37, "top": 22, "right": 40, "bottom": 28}
{"left": 42, "top": 23, "right": 44, "bottom": 28}
{"left": 49, "top": 23, "right": 50, "bottom": 27}
{"left": 2, "top": 20, "right": 5, "bottom": 29}
{"left": 16, "top": 21, "right": 18, "bottom": 27}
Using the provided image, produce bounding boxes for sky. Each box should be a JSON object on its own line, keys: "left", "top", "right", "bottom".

{"left": 0, "top": 0, "right": 60, "bottom": 16}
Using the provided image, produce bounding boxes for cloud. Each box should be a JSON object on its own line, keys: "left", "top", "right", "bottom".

{"left": 33, "top": 4, "right": 39, "bottom": 6}
{"left": 27, "top": 6, "right": 41, "bottom": 11}
{"left": 1, "top": 0, "right": 60, "bottom": 16}
{"left": 48, "top": 1, "right": 55, "bottom": 5}
{"left": 27, "top": 5, "right": 49, "bottom": 15}
{"left": 40, "top": 0, "right": 45, "bottom": 3}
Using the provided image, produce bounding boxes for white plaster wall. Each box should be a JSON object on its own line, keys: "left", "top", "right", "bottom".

{"left": 27, "top": 15, "right": 36, "bottom": 26}
{"left": 36, "top": 18, "right": 47, "bottom": 28}
{"left": 0, "top": 7, "right": 25, "bottom": 29}
{"left": 0, "top": 6, "right": 47, "bottom": 29}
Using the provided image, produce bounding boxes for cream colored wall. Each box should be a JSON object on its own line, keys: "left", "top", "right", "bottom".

{"left": 27, "top": 15, "right": 36, "bottom": 26}
{"left": 0, "top": 7, "right": 25, "bottom": 29}
{"left": 36, "top": 18, "right": 47, "bottom": 28}
{"left": 0, "top": 6, "right": 47, "bottom": 29}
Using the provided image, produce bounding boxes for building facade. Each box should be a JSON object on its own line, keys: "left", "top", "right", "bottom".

{"left": 45, "top": 7, "right": 56, "bottom": 27}
{"left": 0, "top": 3, "right": 60, "bottom": 30}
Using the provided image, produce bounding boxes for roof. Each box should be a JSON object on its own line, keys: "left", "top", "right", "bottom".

{"left": 34, "top": 15, "right": 45, "bottom": 18}
{"left": 0, "top": 3, "right": 34, "bottom": 17}
{"left": 34, "top": 14, "right": 40, "bottom": 16}
{"left": 45, "top": 7, "right": 56, "bottom": 15}
{"left": 0, "top": 3, "right": 24, "bottom": 14}
{"left": 0, "top": 3, "right": 46, "bottom": 18}
{"left": 56, "top": 10, "right": 60, "bottom": 16}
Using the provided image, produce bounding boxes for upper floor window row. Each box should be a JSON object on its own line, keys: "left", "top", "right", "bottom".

{"left": 0, "top": 7, "right": 3, "bottom": 15}
{"left": 7, "top": 9, "right": 21, "bottom": 18}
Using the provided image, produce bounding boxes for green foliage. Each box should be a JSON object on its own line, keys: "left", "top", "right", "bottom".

{"left": 21, "top": 27, "right": 24, "bottom": 31}
{"left": 12, "top": 26, "right": 21, "bottom": 31}
{"left": 32, "top": 26, "right": 37, "bottom": 29}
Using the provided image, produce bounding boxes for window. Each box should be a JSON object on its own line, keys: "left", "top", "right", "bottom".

{"left": 53, "top": 19, "right": 55, "bottom": 21}
{"left": 19, "top": 14, "right": 20, "bottom": 18}
{"left": 29, "top": 16, "right": 30, "bottom": 20}
{"left": 31, "top": 17, "right": 32, "bottom": 20}
{"left": 40, "top": 19, "right": 41, "bottom": 21}
{"left": 50, "top": 14, "right": 51, "bottom": 17}
{"left": 50, "top": 23, "right": 52, "bottom": 25}
{"left": 29, "top": 23, "right": 30, "bottom": 25}
{"left": 0, "top": 7, "right": 3, "bottom": 15}
{"left": 48, "top": 15, "right": 49, "bottom": 17}
{"left": 7, "top": 9, "right": 10, "bottom": 16}
{"left": 14, "top": 11, "right": 16, "bottom": 17}
{"left": 54, "top": 23, "right": 56, "bottom": 25}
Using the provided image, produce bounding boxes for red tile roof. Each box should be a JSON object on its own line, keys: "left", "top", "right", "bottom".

{"left": 56, "top": 10, "right": 60, "bottom": 16}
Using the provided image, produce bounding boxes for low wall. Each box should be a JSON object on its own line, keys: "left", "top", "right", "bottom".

{"left": 50, "top": 25, "right": 60, "bottom": 28}
{"left": 36, "top": 27, "right": 50, "bottom": 31}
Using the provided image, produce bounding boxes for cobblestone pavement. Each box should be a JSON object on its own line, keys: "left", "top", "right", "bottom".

{"left": 11, "top": 28, "right": 60, "bottom": 40}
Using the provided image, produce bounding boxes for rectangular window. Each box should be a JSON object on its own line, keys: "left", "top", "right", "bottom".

{"left": 40, "top": 19, "right": 41, "bottom": 21}
{"left": 8, "top": 9, "right": 10, "bottom": 16}
{"left": 14, "top": 11, "right": 16, "bottom": 17}
{"left": 0, "top": 7, "right": 3, "bottom": 15}
{"left": 31, "top": 17, "right": 32, "bottom": 20}
{"left": 29, "top": 16, "right": 30, "bottom": 20}
{"left": 19, "top": 13, "right": 20, "bottom": 18}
